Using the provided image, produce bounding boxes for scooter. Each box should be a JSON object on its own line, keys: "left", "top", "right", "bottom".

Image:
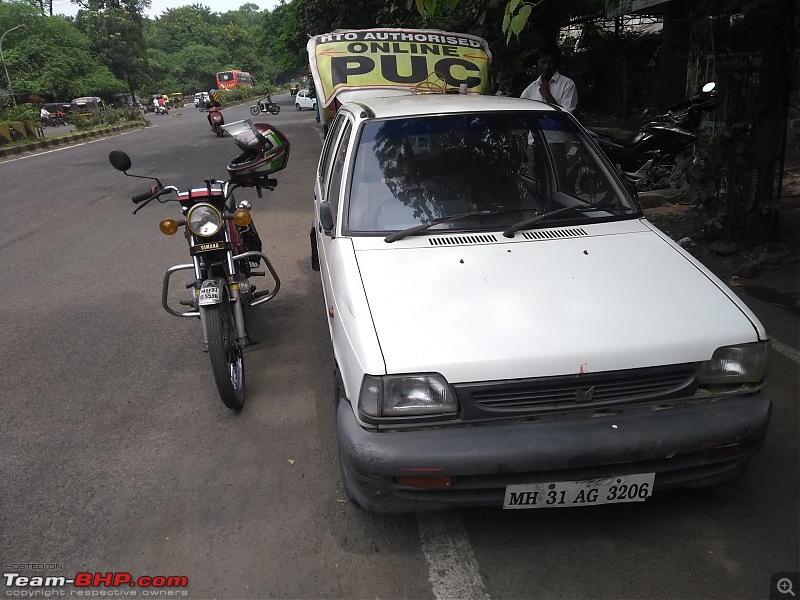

{"left": 154, "top": 105, "right": 168, "bottom": 115}
{"left": 589, "top": 82, "right": 717, "bottom": 190}
{"left": 209, "top": 106, "right": 225, "bottom": 137}
{"left": 250, "top": 97, "right": 280, "bottom": 116}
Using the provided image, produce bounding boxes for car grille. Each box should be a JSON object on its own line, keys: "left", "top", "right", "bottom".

{"left": 455, "top": 364, "right": 697, "bottom": 418}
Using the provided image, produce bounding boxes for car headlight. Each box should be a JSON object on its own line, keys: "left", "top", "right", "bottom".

{"left": 358, "top": 374, "right": 458, "bottom": 419}
{"left": 695, "top": 341, "right": 771, "bottom": 387}
{"left": 187, "top": 203, "right": 223, "bottom": 237}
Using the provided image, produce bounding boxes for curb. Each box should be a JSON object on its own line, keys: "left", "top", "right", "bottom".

{"left": 0, "top": 122, "right": 147, "bottom": 160}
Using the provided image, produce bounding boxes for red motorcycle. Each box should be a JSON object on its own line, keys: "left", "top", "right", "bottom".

{"left": 208, "top": 106, "right": 225, "bottom": 137}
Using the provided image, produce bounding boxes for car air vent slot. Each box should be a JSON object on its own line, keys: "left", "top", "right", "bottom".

{"left": 521, "top": 228, "right": 588, "bottom": 241}
{"left": 429, "top": 234, "right": 498, "bottom": 246}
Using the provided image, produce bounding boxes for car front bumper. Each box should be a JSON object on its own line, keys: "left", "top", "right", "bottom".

{"left": 336, "top": 394, "right": 771, "bottom": 513}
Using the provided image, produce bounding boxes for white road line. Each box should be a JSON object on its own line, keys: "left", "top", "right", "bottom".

{"left": 416, "top": 512, "right": 490, "bottom": 600}
{"left": 0, "top": 129, "right": 142, "bottom": 164}
{"left": 772, "top": 338, "right": 800, "bottom": 365}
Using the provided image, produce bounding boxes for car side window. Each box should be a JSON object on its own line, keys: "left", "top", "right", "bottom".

{"left": 318, "top": 114, "right": 346, "bottom": 181}
{"left": 325, "top": 120, "right": 353, "bottom": 219}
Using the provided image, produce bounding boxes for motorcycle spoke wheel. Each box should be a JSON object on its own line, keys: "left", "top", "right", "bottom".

{"left": 204, "top": 302, "right": 246, "bottom": 410}
{"left": 270, "top": 105, "right": 280, "bottom": 115}
{"left": 250, "top": 106, "right": 260, "bottom": 116}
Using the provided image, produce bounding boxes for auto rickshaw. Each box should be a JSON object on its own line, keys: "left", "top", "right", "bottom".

{"left": 170, "top": 93, "right": 184, "bottom": 108}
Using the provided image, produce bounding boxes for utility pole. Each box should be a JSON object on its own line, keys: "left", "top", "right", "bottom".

{"left": 1, "top": 24, "right": 26, "bottom": 107}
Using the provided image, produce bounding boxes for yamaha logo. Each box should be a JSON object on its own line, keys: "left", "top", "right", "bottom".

{"left": 575, "top": 386, "right": 596, "bottom": 403}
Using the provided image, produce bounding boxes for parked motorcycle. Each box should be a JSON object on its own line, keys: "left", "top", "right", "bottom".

{"left": 588, "top": 82, "right": 717, "bottom": 190}
{"left": 250, "top": 96, "right": 280, "bottom": 116}
{"left": 208, "top": 106, "right": 225, "bottom": 136}
{"left": 107, "top": 119, "right": 290, "bottom": 410}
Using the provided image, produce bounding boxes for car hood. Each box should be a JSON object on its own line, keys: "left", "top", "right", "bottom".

{"left": 352, "top": 221, "right": 761, "bottom": 382}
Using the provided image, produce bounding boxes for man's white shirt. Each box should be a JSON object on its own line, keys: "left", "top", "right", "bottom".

{"left": 520, "top": 71, "right": 578, "bottom": 113}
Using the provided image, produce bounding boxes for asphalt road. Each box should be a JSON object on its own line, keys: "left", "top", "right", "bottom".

{"left": 1, "top": 93, "right": 798, "bottom": 600}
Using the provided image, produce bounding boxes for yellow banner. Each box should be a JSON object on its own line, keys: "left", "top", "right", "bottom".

{"left": 307, "top": 29, "right": 492, "bottom": 108}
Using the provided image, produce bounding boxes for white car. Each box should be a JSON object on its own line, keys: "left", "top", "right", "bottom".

{"left": 194, "top": 92, "right": 209, "bottom": 108}
{"left": 310, "top": 93, "right": 772, "bottom": 513}
{"left": 295, "top": 89, "right": 317, "bottom": 111}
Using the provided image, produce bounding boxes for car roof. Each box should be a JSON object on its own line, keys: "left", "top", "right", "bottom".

{"left": 339, "top": 93, "right": 559, "bottom": 120}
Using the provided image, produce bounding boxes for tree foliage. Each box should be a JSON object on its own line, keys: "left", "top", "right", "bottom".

{"left": 1, "top": 1, "right": 124, "bottom": 99}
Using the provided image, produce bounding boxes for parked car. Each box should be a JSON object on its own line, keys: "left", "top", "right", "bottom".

{"left": 295, "top": 89, "right": 316, "bottom": 111}
{"left": 42, "top": 102, "right": 70, "bottom": 116}
{"left": 309, "top": 92, "right": 773, "bottom": 514}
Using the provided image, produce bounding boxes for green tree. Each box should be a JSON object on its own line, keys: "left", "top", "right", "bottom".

{"left": 73, "top": 0, "right": 150, "bottom": 102}
{"left": 1, "top": 1, "right": 125, "bottom": 99}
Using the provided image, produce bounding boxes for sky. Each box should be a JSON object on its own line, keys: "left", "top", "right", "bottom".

{"left": 51, "top": 0, "right": 284, "bottom": 19}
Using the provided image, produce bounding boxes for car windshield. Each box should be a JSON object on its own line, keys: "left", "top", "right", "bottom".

{"left": 346, "top": 112, "right": 637, "bottom": 234}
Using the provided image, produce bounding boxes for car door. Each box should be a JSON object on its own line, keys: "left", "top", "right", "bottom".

{"left": 314, "top": 112, "right": 354, "bottom": 328}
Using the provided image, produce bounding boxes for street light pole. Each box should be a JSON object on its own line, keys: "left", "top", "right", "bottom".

{"left": 1, "top": 24, "right": 26, "bottom": 107}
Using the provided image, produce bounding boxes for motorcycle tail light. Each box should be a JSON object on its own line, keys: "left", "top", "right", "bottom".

{"left": 233, "top": 209, "right": 252, "bottom": 226}
{"left": 159, "top": 219, "right": 179, "bottom": 235}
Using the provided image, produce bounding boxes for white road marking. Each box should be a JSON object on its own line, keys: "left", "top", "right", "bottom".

{"left": 0, "top": 129, "right": 142, "bottom": 164}
{"left": 416, "top": 512, "right": 490, "bottom": 600}
{"left": 772, "top": 338, "right": 800, "bottom": 365}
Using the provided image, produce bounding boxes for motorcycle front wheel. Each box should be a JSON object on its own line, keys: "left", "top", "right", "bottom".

{"left": 204, "top": 302, "right": 246, "bottom": 410}
{"left": 249, "top": 105, "right": 260, "bottom": 116}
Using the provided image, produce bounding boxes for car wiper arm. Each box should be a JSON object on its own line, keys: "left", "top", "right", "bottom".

{"left": 502, "top": 203, "right": 631, "bottom": 238}
{"left": 384, "top": 208, "right": 521, "bottom": 243}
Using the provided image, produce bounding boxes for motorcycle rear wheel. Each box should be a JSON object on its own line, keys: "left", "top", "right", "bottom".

{"left": 250, "top": 105, "right": 260, "bottom": 116}
{"left": 204, "top": 302, "right": 246, "bottom": 410}
{"left": 269, "top": 104, "right": 280, "bottom": 115}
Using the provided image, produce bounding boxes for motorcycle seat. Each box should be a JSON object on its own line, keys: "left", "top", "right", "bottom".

{"left": 617, "top": 131, "right": 647, "bottom": 148}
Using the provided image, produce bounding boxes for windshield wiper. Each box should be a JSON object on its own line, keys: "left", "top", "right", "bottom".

{"left": 502, "top": 203, "right": 632, "bottom": 238}
{"left": 384, "top": 208, "right": 523, "bottom": 243}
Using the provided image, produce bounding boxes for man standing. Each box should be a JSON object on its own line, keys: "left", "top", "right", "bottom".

{"left": 520, "top": 45, "right": 577, "bottom": 113}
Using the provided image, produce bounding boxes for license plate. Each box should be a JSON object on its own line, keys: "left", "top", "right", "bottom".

{"left": 503, "top": 473, "right": 655, "bottom": 509}
{"left": 198, "top": 283, "right": 220, "bottom": 305}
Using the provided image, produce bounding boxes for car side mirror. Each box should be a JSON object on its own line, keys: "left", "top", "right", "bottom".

{"left": 319, "top": 201, "right": 334, "bottom": 235}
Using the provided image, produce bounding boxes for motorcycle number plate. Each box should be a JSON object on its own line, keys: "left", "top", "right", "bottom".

{"left": 198, "top": 281, "right": 221, "bottom": 306}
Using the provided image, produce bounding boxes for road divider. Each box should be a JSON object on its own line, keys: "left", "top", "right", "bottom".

{"left": 0, "top": 122, "right": 147, "bottom": 160}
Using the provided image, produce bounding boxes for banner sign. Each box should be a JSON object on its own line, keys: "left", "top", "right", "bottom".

{"left": 307, "top": 29, "right": 492, "bottom": 108}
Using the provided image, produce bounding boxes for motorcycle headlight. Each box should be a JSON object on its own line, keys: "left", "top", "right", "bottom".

{"left": 695, "top": 341, "right": 771, "bottom": 387}
{"left": 187, "top": 203, "right": 223, "bottom": 237}
{"left": 358, "top": 374, "right": 458, "bottom": 420}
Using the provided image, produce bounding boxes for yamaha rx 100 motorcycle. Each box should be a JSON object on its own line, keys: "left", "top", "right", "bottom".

{"left": 108, "top": 119, "right": 291, "bottom": 410}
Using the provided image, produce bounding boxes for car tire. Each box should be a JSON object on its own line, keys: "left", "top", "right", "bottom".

{"left": 296, "top": 103, "right": 302, "bottom": 111}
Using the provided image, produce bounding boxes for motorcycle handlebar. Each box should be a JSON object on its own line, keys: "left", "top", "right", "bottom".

{"left": 132, "top": 187, "right": 158, "bottom": 203}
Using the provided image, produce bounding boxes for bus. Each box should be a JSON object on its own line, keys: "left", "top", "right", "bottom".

{"left": 215, "top": 70, "right": 254, "bottom": 91}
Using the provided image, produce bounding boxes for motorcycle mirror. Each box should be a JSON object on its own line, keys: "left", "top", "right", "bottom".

{"left": 109, "top": 150, "right": 131, "bottom": 172}
{"left": 108, "top": 149, "right": 163, "bottom": 188}
{"left": 702, "top": 82, "right": 716, "bottom": 94}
